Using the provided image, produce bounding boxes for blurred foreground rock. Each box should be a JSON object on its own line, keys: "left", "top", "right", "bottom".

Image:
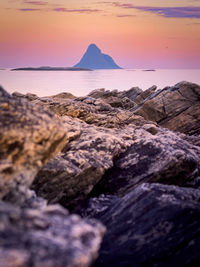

{"left": 92, "top": 183, "right": 200, "bottom": 266}
{"left": 0, "top": 86, "right": 68, "bottom": 204}
{"left": 0, "top": 200, "right": 105, "bottom": 267}
{"left": 90, "top": 127, "right": 200, "bottom": 197}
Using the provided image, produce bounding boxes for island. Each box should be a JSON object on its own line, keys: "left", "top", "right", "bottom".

{"left": 142, "top": 69, "right": 156, "bottom": 72}
{"left": 74, "top": 43, "right": 122, "bottom": 69}
{"left": 11, "top": 66, "right": 92, "bottom": 71}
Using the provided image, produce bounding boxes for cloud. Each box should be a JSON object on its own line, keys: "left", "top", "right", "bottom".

{"left": 117, "top": 14, "right": 136, "bottom": 18}
{"left": 186, "top": 22, "right": 200, "bottom": 25}
{"left": 23, "top": 0, "right": 48, "bottom": 5}
{"left": 53, "top": 8, "right": 100, "bottom": 13}
{"left": 112, "top": 2, "right": 200, "bottom": 19}
{"left": 19, "top": 8, "right": 41, "bottom": 11}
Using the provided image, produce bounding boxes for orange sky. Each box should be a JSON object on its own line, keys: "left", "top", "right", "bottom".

{"left": 0, "top": 0, "right": 200, "bottom": 68}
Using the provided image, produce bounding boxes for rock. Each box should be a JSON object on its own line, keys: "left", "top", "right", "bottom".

{"left": 121, "top": 86, "right": 143, "bottom": 101}
{"left": 12, "top": 91, "right": 39, "bottom": 101}
{"left": 32, "top": 95, "right": 149, "bottom": 128}
{"left": 88, "top": 86, "right": 157, "bottom": 108}
{"left": 32, "top": 116, "right": 141, "bottom": 209}
{"left": 185, "top": 176, "right": 200, "bottom": 189}
{"left": 134, "top": 85, "right": 157, "bottom": 104}
{"left": 93, "top": 183, "right": 200, "bottom": 267}
{"left": 0, "top": 86, "right": 68, "bottom": 204}
{"left": 33, "top": 115, "right": 200, "bottom": 210}
{"left": 12, "top": 91, "right": 76, "bottom": 101}
{"left": 182, "top": 134, "right": 200, "bottom": 147}
{"left": 74, "top": 43, "right": 121, "bottom": 69}
{"left": 13, "top": 87, "right": 159, "bottom": 128}
{"left": 0, "top": 200, "right": 105, "bottom": 267}
{"left": 88, "top": 88, "right": 137, "bottom": 109}
{"left": 90, "top": 126, "right": 200, "bottom": 197}
{"left": 50, "top": 92, "right": 76, "bottom": 100}
{"left": 133, "top": 81, "right": 200, "bottom": 135}
{"left": 79, "top": 194, "right": 119, "bottom": 218}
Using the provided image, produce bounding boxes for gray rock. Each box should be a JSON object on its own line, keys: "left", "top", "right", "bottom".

{"left": 134, "top": 81, "right": 200, "bottom": 135}
{"left": 182, "top": 134, "right": 200, "bottom": 147}
{"left": 32, "top": 94, "right": 146, "bottom": 129}
{"left": 32, "top": 116, "right": 141, "bottom": 209}
{"left": 0, "top": 200, "right": 105, "bottom": 267}
{"left": 94, "top": 183, "right": 200, "bottom": 266}
{"left": 79, "top": 194, "right": 119, "bottom": 218}
{"left": 134, "top": 85, "right": 157, "bottom": 104}
{"left": 0, "top": 86, "right": 68, "bottom": 204}
{"left": 33, "top": 115, "right": 200, "bottom": 210}
{"left": 87, "top": 86, "right": 157, "bottom": 108}
{"left": 88, "top": 88, "right": 137, "bottom": 109}
{"left": 12, "top": 91, "right": 39, "bottom": 101}
{"left": 91, "top": 127, "right": 200, "bottom": 197}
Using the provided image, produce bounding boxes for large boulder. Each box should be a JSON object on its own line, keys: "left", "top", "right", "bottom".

{"left": 93, "top": 183, "right": 200, "bottom": 266}
{"left": 134, "top": 81, "right": 200, "bottom": 135}
{"left": 0, "top": 87, "right": 68, "bottom": 204}
{"left": 90, "top": 126, "right": 200, "bottom": 197}
{"left": 32, "top": 116, "right": 142, "bottom": 209}
{"left": 0, "top": 200, "right": 105, "bottom": 267}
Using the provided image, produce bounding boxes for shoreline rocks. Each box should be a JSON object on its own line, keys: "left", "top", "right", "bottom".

{"left": 0, "top": 81, "right": 200, "bottom": 266}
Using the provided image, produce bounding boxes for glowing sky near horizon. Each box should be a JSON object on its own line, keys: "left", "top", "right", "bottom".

{"left": 0, "top": 0, "right": 200, "bottom": 68}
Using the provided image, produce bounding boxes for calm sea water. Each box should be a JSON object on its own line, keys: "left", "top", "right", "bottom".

{"left": 0, "top": 69, "right": 200, "bottom": 97}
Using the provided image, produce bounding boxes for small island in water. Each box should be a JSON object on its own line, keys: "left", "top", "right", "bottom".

{"left": 11, "top": 43, "right": 122, "bottom": 71}
{"left": 11, "top": 66, "right": 92, "bottom": 71}
{"left": 74, "top": 43, "right": 122, "bottom": 69}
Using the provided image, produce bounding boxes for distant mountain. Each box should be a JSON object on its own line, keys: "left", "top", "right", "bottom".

{"left": 74, "top": 44, "right": 122, "bottom": 69}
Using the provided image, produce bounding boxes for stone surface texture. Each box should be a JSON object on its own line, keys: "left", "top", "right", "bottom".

{"left": 0, "top": 86, "right": 68, "bottom": 203}
{"left": 32, "top": 116, "right": 140, "bottom": 209}
{"left": 133, "top": 81, "right": 200, "bottom": 135}
{"left": 33, "top": 114, "right": 200, "bottom": 210}
{"left": 93, "top": 183, "right": 200, "bottom": 267}
{"left": 0, "top": 200, "right": 105, "bottom": 267}
{"left": 91, "top": 127, "right": 200, "bottom": 197}
{"left": 2, "top": 82, "right": 200, "bottom": 267}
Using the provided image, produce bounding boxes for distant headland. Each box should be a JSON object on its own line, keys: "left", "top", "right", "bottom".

{"left": 11, "top": 66, "right": 92, "bottom": 71}
{"left": 74, "top": 44, "right": 122, "bottom": 69}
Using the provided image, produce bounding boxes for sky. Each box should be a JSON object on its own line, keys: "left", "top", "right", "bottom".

{"left": 0, "top": 0, "right": 200, "bottom": 69}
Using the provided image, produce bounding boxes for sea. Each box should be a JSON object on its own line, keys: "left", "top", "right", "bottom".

{"left": 0, "top": 69, "right": 200, "bottom": 97}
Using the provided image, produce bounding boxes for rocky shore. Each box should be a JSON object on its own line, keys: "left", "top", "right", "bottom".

{"left": 0, "top": 81, "right": 200, "bottom": 266}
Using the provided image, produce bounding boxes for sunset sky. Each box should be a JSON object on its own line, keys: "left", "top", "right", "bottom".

{"left": 0, "top": 0, "right": 200, "bottom": 68}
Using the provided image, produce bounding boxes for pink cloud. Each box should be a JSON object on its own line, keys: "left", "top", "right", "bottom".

{"left": 112, "top": 2, "right": 200, "bottom": 19}
{"left": 19, "top": 8, "right": 41, "bottom": 11}
{"left": 23, "top": 1, "right": 48, "bottom": 5}
{"left": 53, "top": 8, "right": 100, "bottom": 13}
